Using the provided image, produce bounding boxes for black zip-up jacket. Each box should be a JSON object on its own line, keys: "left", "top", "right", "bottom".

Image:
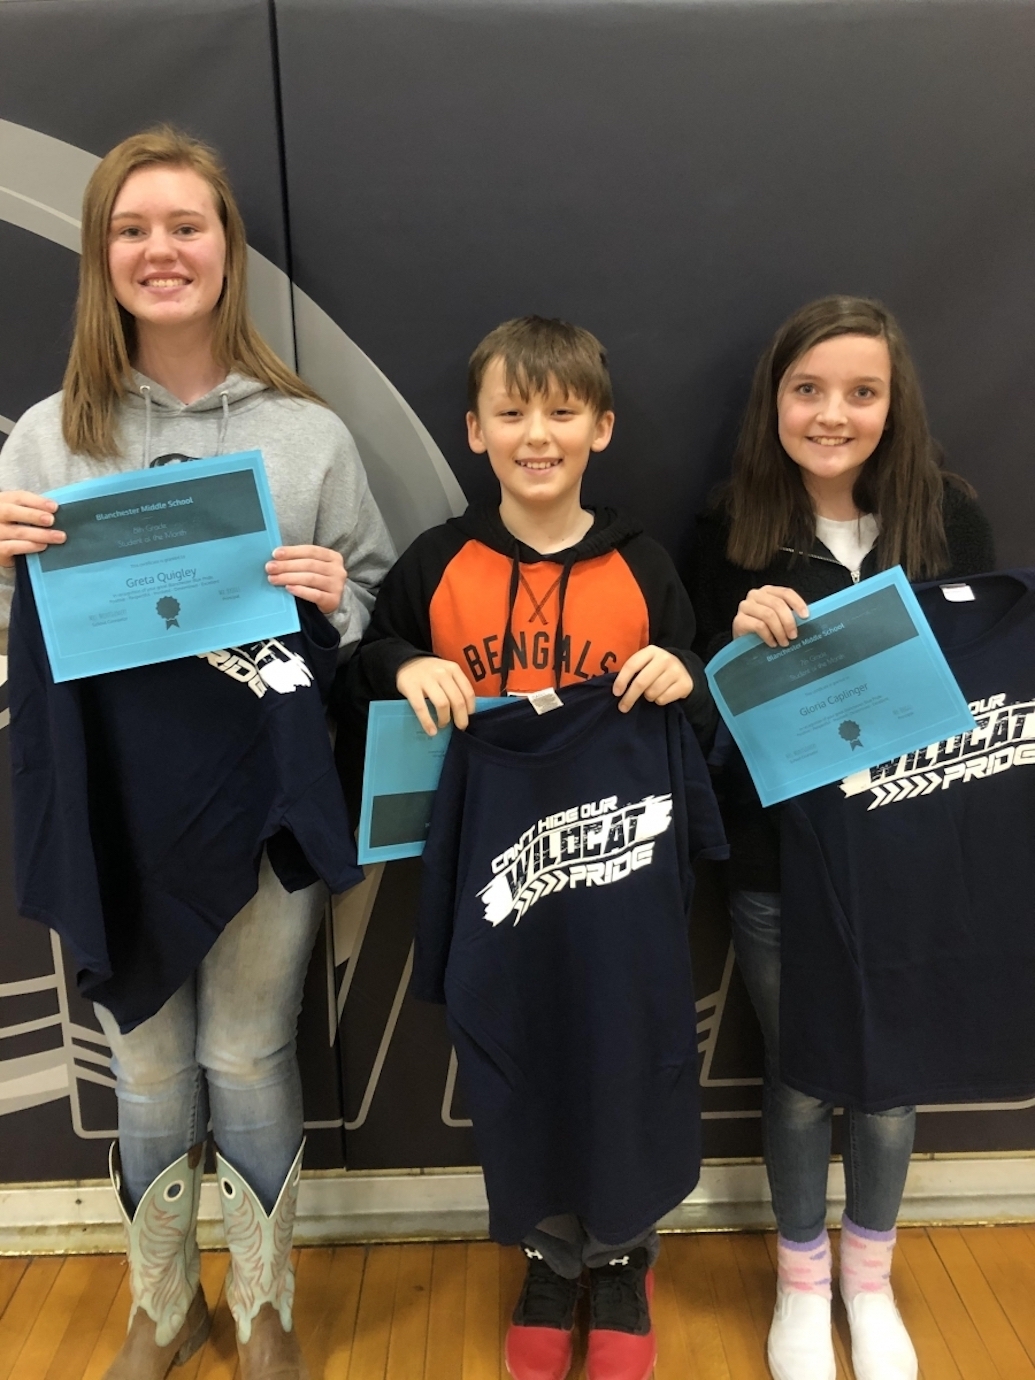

{"left": 687, "top": 480, "right": 996, "bottom": 889}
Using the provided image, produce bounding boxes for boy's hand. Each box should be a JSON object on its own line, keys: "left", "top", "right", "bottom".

{"left": 733, "top": 585, "right": 809, "bottom": 648}
{"left": 0, "top": 490, "right": 66, "bottom": 567}
{"left": 266, "top": 545, "right": 346, "bottom": 615}
{"left": 397, "top": 656, "right": 477, "bottom": 736}
{"left": 613, "top": 645, "right": 693, "bottom": 713}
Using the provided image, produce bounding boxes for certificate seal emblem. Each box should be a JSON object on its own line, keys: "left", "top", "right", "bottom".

{"left": 156, "top": 596, "right": 181, "bottom": 629}
{"left": 839, "top": 719, "right": 863, "bottom": 751}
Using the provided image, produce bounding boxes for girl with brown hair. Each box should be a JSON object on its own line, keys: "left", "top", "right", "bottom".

{"left": 689, "top": 296, "right": 994, "bottom": 1380}
{"left": 0, "top": 127, "right": 394, "bottom": 1379}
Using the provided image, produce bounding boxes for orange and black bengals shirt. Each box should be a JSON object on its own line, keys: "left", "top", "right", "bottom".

{"left": 347, "top": 504, "right": 715, "bottom": 739}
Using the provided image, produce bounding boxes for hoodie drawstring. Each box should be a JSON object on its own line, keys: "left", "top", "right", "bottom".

{"left": 499, "top": 546, "right": 577, "bottom": 696}
{"left": 499, "top": 549, "right": 524, "bottom": 697}
{"left": 217, "top": 390, "right": 230, "bottom": 456}
{"left": 139, "top": 384, "right": 153, "bottom": 467}
{"left": 136, "top": 380, "right": 235, "bottom": 466}
{"left": 551, "top": 553, "right": 577, "bottom": 691}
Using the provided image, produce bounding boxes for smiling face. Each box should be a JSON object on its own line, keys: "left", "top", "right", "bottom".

{"left": 107, "top": 164, "right": 227, "bottom": 337}
{"left": 777, "top": 333, "right": 892, "bottom": 503}
{"left": 466, "top": 356, "right": 614, "bottom": 512}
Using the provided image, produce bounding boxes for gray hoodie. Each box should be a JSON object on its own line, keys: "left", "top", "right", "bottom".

{"left": 0, "top": 371, "right": 396, "bottom": 656}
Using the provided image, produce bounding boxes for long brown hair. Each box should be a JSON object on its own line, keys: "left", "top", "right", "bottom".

{"left": 62, "top": 126, "right": 323, "bottom": 459}
{"left": 726, "top": 295, "right": 949, "bottom": 579}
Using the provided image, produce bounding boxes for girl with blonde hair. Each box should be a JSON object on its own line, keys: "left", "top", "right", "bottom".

{"left": 0, "top": 126, "right": 393, "bottom": 1379}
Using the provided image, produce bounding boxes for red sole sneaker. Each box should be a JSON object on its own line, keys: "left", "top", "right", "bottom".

{"left": 504, "top": 1321, "right": 575, "bottom": 1380}
{"left": 585, "top": 1269, "right": 656, "bottom": 1380}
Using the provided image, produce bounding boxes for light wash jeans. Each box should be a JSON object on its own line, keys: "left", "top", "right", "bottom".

{"left": 730, "top": 890, "right": 916, "bottom": 1243}
{"left": 95, "top": 852, "right": 326, "bottom": 1214}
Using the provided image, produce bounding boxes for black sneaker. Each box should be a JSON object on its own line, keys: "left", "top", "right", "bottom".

{"left": 587, "top": 1247, "right": 652, "bottom": 1336}
{"left": 506, "top": 1248, "right": 580, "bottom": 1380}
{"left": 512, "top": 1247, "right": 581, "bottom": 1329}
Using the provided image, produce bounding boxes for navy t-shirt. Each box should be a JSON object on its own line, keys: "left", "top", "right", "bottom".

{"left": 413, "top": 676, "right": 728, "bottom": 1245}
{"left": 780, "top": 570, "right": 1035, "bottom": 1111}
{"left": 9, "top": 566, "right": 362, "bottom": 1032}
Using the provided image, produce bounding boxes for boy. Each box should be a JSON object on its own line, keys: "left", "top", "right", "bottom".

{"left": 348, "top": 317, "right": 717, "bottom": 1380}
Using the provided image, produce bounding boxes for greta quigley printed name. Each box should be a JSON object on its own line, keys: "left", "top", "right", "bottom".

{"left": 478, "top": 793, "right": 674, "bottom": 926}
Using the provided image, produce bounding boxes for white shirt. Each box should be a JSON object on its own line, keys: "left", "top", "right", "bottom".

{"left": 814, "top": 513, "right": 879, "bottom": 580}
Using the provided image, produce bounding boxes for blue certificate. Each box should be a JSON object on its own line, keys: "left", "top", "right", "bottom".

{"left": 358, "top": 697, "right": 511, "bottom": 863}
{"left": 705, "top": 567, "right": 975, "bottom": 806}
{"left": 26, "top": 451, "right": 299, "bottom": 682}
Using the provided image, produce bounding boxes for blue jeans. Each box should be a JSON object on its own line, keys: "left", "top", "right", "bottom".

{"left": 95, "top": 853, "right": 326, "bottom": 1214}
{"left": 730, "top": 890, "right": 915, "bottom": 1243}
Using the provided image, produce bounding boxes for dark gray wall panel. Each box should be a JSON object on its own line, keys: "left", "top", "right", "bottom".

{"left": 276, "top": 0, "right": 1035, "bottom": 573}
{"left": 0, "top": 0, "right": 290, "bottom": 271}
{"left": 0, "top": 224, "right": 77, "bottom": 431}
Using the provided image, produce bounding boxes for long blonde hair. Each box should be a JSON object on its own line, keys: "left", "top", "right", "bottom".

{"left": 62, "top": 126, "right": 322, "bottom": 459}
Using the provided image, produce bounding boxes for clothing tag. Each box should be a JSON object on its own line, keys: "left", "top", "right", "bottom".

{"left": 527, "top": 688, "right": 564, "bottom": 715}
{"left": 941, "top": 583, "right": 976, "bottom": 603}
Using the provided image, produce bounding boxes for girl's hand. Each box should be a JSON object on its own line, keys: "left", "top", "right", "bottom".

{"left": 733, "top": 585, "right": 810, "bottom": 647}
{"left": 265, "top": 545, "right": 346, "bottom": 615}
{"left": 0, "top": 490, "right": 66, "bottom": 567}
{"left": 396, "top": 656, "right": 476, "bottom": 736}
{"left": 613, "top": 645, "right": 693, "bottom": 713}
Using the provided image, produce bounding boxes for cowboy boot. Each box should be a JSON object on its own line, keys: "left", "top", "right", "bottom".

{"left": 216, "top": 1139, "right": 309, "bottom": 1380}
{"left": 103, "top": 1142, "right": 210, "bottom": 1379}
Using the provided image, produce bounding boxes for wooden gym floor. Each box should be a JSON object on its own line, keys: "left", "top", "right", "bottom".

{"left": 1, "top": 1226, "right": 1034, "bottom": 1378}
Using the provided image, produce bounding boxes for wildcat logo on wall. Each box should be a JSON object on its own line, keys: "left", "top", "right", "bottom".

{"left": 4, "top": 0, "right": 1035, "bottom": 1183}
{"left": 2, "top": 101, "right": 1033, "bottom": 1174}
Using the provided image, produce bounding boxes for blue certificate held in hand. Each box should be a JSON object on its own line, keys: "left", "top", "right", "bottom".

{"left": 705, "top": 567, "right": 975, "bottom": 806}
{"left": 26, "top": 451, "right": 299, "bottom": 682}
{"left": 358, "top": 697, "right": 512, "bottom": 863}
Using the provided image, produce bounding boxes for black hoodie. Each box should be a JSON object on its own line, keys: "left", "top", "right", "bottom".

{"left": 344, "top": 502, "right": 715, "bottom": 740}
